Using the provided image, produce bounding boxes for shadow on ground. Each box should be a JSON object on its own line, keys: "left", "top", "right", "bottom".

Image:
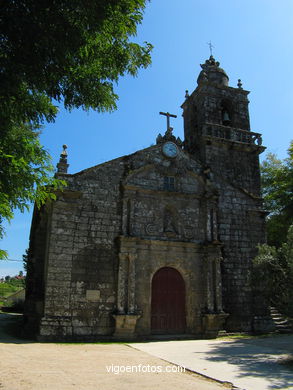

{"left": 200, "top": 336, "right": 293, "bottom": 390}
{"left": 0, "top": 312, "right": 34, "bottom": 344}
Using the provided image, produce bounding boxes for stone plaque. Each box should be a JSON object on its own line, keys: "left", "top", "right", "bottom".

{"left": 86, "top": 290, "right": 100, "bottom": 302}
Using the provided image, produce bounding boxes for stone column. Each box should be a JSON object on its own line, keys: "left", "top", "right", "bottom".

{"left": 122, "top": 199, "right": 128, "bottom": 236}
{"left": 117, "top": 253, "right": 128, "bottom": 314}
{"left": 206, "top": 209, "right": 212, "bottom": 241}
{"left": 205, "top": 257, "right": 214, "bottom": 312}
{"left": 213, "top": 257, "right": 223, "bottom": 312}
{"left": 127, "top": 253, "right": 137, "bottom": 314}
{"left": 212, "top": 209, "right": 218, "bottom": 241}
{"left": 203, "top": 252, "right": 229, "bottom": 338}
{"left": 114, "top": 251, "right": 140, "bottom": 339}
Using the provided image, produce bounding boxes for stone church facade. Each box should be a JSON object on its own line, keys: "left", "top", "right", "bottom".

{"left": 24, "top": 56, "right": 272, "bottom": 340}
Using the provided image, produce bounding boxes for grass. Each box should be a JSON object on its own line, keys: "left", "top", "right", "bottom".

{"left": 0, "top": 282, "right": 24, "bottom": 300}
{"left": 217, "top": 332, "right": 278, "bottom": 340}
{"left": 56, "top": 341, "right": 128, "bottom": 345}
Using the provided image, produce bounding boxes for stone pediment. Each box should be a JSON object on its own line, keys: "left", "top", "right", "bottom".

{"left": 127, "top": 141, "right": 202, "bottom": 173}
{"left": 123, "top": 163, "right": 206, "bottom": 196}
{"left": 66, "top": 141, "right": 218, "bottom": 199}
{"left": 122, "top": 144, "right": 219, "bottom": 198}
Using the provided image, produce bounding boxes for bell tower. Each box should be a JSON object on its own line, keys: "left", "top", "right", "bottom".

{"left": 182, "top": 55, "right": 264, "bottom": 196}
{"left": 181, "top": 56, "right": 270, "bottom": 332}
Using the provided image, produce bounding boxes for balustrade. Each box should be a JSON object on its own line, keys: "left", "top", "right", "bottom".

{"left": 202, "top": 124, "right": 262, "bottom": 145}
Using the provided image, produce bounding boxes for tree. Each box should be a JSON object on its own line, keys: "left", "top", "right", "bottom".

{"left": 252, "top": 141, "right": 293, "bottom": 316}
{"left": 22, "top": 248, "right": 30, "bottom": 273}
{"left": 0, "top": 1, "right": 152, "bottom": 257}
{"left": 261, "top": 141, "right": 293, "bottom": 247}
{"left": 0, "top": 122, "right": 65, "bottom": 258}
{"left": 253, "top": 225, "right": 293, "bottom": 316}
{"left": 1, "top": 0, "right": 152, "bottom": 131}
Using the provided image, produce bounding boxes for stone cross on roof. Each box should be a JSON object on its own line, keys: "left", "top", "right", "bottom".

{"left": 159, "top": 111, "right": 177, "bottom": 131}
{"left": 156, "top": 112, "right": 182, "bottom": 147}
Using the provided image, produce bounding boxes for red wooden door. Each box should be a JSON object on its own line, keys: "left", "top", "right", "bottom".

{"left": 151, "top": 267, "right": 186, "bottom": 334}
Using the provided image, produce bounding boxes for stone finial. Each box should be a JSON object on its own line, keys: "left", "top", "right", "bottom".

{"left": 237, "top": 79, "right": 243, "bottom": 89}
{"left": 56, "top": 144, "right": 69, "bottom": 174}
{"left": 156, "top": 133, "right": 163, "bottom": 144}
{"left": 176, "top": 137, "right": 183, "bottom": 147}
{"left": 156, "top": 126, "right": 183, "bottom": 147}
{"left": 185, "top": 90, "right": 189, "bottom": 99}
{"left": 198, "top": 56, "right": 229, "bottom": 87}
{"left": 257, "top": 136, "right": 263, "bottom": 146}
{"left": 61, "top": 144, "right": 68, "bottom": 157}
{"left": 201, "top": 55, "right": 220, "bottom": 69}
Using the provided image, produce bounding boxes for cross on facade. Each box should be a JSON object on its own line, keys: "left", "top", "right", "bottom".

{"left": 159, "top": 111, "right": 177, "bottom": 131}
{"left": 207, "top": 40, "right": 214, "bottom": 56}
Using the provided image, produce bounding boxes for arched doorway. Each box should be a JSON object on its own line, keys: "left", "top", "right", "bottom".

{"left": 151, "top": 267, "right": 186, "bottom": 334}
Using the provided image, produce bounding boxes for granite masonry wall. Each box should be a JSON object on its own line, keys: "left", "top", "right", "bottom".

{"left": 37, "top": 159, "right": 126, "bottom": 339}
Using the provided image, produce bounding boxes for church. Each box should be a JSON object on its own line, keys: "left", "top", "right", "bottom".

{"left": 24, "top": 56, "right": 273, "bottom": 340}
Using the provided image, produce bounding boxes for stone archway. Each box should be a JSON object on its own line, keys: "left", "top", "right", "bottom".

{"left": 151, "top": 267, "right": 186, "bottom": 334}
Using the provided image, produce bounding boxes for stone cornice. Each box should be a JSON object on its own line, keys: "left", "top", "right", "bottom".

{"left": 122, "top": 184, "right": 204, "bottom": 199}
{"left": 118, "top": 235, "right": 222, "bottom": 252}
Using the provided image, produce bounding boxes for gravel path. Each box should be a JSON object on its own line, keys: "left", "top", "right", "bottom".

{"left": 0, "top": 313, "right": 231, "bottom": 390}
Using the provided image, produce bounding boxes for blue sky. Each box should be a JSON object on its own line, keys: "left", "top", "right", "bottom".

{"left": 1, "top": 0, "right": 292, "bottom": 277}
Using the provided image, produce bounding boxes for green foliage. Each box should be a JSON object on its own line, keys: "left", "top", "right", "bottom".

{"left": 22, "top": 249, "right": 29, "bottom": 273}
{"left": 253, "top": 225, "right": 293, "bottom": 317}
{"left": 0, "top": 1, "right": 152, "bottom": 257}
{"left": 257, "top": 142, "right": 293, "bottom": 315}
{"left": 5, "top": 277, "right": 25, "bottom": 288}
{"left": 0, "top": 278, "right": 25, "bottom": 313}
{"left": 261, "top": 141, "right": 293, "bottom": 247}
{"left": 0, "top": 250, "right": 8, "bottom": 260}
{"left": 0, "top": 280, "right": 25, "bottom": 298}
{"left": 0, "top": 123, "right": 66, "bottom": 258}
{"left": 1, "top": 0, "right": 152, "bottom": 129}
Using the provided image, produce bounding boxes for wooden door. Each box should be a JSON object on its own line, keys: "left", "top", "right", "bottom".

{"left": 151, "top": 267, "right": 186, "bottom": 334}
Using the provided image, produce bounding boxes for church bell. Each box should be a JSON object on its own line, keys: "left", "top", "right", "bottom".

{"left": 222, "top": 110, "right": 231, "bottom": 125}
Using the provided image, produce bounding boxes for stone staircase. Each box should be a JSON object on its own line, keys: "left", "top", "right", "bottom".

{"left": 270, "top": 306, "right": 293, "bottom": 334}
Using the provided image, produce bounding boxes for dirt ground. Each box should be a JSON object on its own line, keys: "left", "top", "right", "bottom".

{"left": 0, "top": 313, "right": 232, "bottom": 390}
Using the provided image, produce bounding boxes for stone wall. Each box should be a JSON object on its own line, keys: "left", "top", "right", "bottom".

{"left": 203, "top": 139, "right": 266, "bottom": 331}
{"left": 216, "top": 181, "right": 265, "bottom": 331}
{"left": 38, "top": 159, "right": 125, "bottom": 339}
{"left": 205, "top": 141, "right": 262, "bottom": 194}
{"left": 24, "top": 204, "right": 51, "bottom": 335}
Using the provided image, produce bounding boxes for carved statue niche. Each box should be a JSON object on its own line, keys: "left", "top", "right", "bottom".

{"left": 163, "top": 206, "right": 179, "bottom": 235}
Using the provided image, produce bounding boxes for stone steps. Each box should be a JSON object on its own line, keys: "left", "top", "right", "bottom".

{"left": 270, "top": 306, "right": 293, "bottom": 334}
